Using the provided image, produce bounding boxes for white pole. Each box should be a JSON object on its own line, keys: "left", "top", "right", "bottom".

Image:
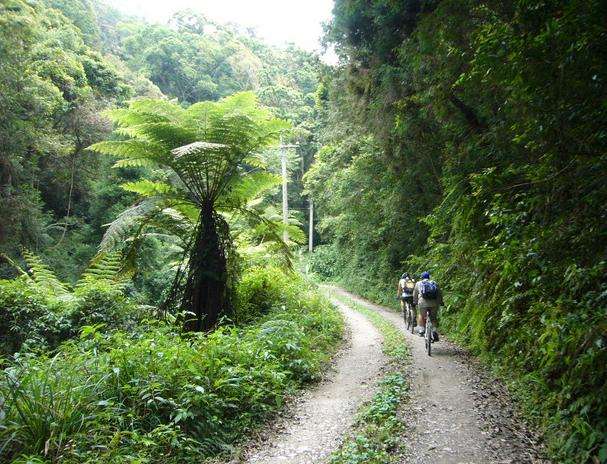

{"left": 308, "top": 198, "right": 314, "bottom": 252}
{"left": 280, "top": 139, "right": 289, "bottom": 243}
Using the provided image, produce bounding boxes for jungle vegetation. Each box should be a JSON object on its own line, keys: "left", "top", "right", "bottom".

{"left": 0, "top": 0, "right": 337, "bottom": 462}
{"left": 305, "top": 0, "right": 607, "bottom": 462}
{"left": 1, "top": 0, "right": 606, "bottom": 463}
{"left": 0, "top": 0, "right": 320, "bottom": 291}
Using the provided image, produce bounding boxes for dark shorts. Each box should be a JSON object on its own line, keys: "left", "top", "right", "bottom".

{"left": 420, "top": 306, "right": 438, "bottom": 324}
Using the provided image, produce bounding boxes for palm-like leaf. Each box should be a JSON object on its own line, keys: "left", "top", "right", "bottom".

{"left": 76, "top": 252, "right": 130, "bottom": 290}
{"left": 21, "top": 250, "right": 69, "bottom": 297}
{"left": 218, "top": 172, "right": 282, "bottom": 210}
{"left": 89, "top": 92, "right": 293, "bottom": 331}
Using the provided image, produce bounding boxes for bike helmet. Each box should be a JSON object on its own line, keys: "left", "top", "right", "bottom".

{"left": 401, "top": 272, "right": 409, "bottom": 279}
{"left": 421, "top": 271, "right": 430, "bottom": 279}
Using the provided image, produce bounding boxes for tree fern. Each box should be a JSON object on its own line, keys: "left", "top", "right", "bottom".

{"left": 88, "top": 92, "right": 292, "bottom": 331}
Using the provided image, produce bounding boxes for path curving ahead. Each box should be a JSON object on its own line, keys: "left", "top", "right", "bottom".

{"left": 331, "top": 286, "right": 551, "bottom": 464}
{"left": 242, "top": 297, "right": 386, "bottom": 464}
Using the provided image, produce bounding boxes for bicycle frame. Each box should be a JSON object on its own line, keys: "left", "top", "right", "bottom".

{"left": 424, "top": 307, "right": 433, "bottom": 356}
{"left": 401, "top": 297, "right": 416, "bottom": 333}
{"left": 407, "top": 302, "right": 416, "bottom": 333}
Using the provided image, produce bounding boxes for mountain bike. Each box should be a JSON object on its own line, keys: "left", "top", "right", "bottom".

{"left": 401, "top": 294, "right": 415, "bottom": 333}
{"left": 424, "top": 307, "right": 434, "bottom": 356}
{"left": 405, "top": 300, "right": 416, "bottom": 334}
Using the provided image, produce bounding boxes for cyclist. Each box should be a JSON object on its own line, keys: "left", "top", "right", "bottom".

{"left": 413, "top": 271, "right": 443, "bottom": 341}
{"left": 397, "top": 272, "right": 416, "bottom": 311}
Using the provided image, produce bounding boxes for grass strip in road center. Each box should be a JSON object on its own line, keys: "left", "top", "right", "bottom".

{"left": 328, "top": 292, "right": 410, "bottom": 464}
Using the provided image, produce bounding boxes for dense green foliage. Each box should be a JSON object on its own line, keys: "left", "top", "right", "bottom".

{"left": 328, "top": 292, "right": 408, "bottom": 464}
{"left": 0, "top": 0, "right": 322, "bottom": 295}
{"left": 3, "top": 0, "right": 606, "bottom": 461}
{"left": 90, "top": 93, "right": 289, "bottom": 330}
{"left": 0, "top": 0, "right": 131, "bottom": 280}
{"left": 0, "top": 3, "right": 337, "bottom": 461}
{"left": 0, "top": 267, "right": 343, "bottom": 463}
{"left": 0, "top": 250, "right": 142, "bottom": 356}
{"left": 307, "top": 0, "right": 607, "bottom": 461}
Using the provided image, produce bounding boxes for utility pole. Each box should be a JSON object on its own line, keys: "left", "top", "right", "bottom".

{"left": 279, "top": 138, "right": 297, "bottom": 243}
{"left": 308, "top": 198, "right": 314, "bottom": 252}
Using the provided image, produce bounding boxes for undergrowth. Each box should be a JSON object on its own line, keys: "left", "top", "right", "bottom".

{"left": 306, "top": 248, "right": 399, "bottom": 311}
{"left": 328, "top": 291, "right": 409, "bottom": 464}
{"left": 0, "top": 268, "right": 344, "bottom": 463}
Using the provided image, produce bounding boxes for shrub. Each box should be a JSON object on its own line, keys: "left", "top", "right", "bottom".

{"left": 0, "top": 278, "right": 147, "bottom": 357}
{"left": 0, "top": 270, "right": 344, "bottom": 463}
{"left": 307, "top": 244, "right": 341, "bottom": 280}
{"left": 234, "top": 266, "right": 302, "bottom": 324}
{"left": 307, "top": 244, "right": 398, "bottom": 309}
{"left": 70, "top": 281, "right": 143, "bottom": 331}
{"left": 0, "top": 278, "right": 72, "bottom": 355}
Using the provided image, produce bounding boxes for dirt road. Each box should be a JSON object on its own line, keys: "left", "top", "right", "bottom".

{"left": 243, "top": 287, "right": 549, "bottom": 464}
{"left": 242, "top": 297, "right": 386, "bottom": 463}
{"left": 331, "top": 287, "right": 550, "bottom": 464}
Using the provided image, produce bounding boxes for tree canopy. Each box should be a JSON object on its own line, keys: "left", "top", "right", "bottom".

{"left": 0, "top": 0, "right": 322, "bottom": 292}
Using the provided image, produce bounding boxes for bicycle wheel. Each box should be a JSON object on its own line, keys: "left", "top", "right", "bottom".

{"left": 426, "top": 311, "right": 432, "bottom": 356}
{"left": 406, "top": 303, "right": 412, "bottom": 330}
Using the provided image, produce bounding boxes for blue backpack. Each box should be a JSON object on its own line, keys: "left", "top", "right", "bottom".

{"left": 420, "top": 280, "right": 438, "bottom": 300}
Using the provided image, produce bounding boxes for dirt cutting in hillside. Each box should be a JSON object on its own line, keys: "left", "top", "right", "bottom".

{"left": 240, "top": 297, "right": 387, "bottom": 464}
{"left": 331, "top": 286, "right": 551, "bottom": 464}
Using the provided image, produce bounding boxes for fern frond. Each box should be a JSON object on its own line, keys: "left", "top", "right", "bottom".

{"left": 104, "top": 108, "right": 170, "bottom": 127}
{"left": 21, "top": 249, "right": 69, "bottom": 296}
{"left": 112, "top": 158, "right": 158, "bottom": 169}
{"left": 145, "top": 208, "right": 194, "bottom": 243}
{"left": 172, "top": 202, "right": 200, "bottom": 222}
{"left": 219, "top": 172, "right": 281, "bottom": 210}
{"left": 121, "top": 180, "right": 175, "bottom": 197}
{"left": 232, "top": 207, "right": 294, "bottom": 268}
{"left": 243, "top": 153, "right": 267, "bottom": 169}
{"left": 171, "top": 141, "right": 228, "bottom": 160}
{"left": 76, "top": 251, "right": 129, "bottom": 289}
{"left": 126, "top": 123, "right": 197, "bottom": 148}
{"left": 99, "top": 200, "right": 158, "bottom": 252}
{"left": 88, "top": 140, "right": 169, "bottom": 167}
{"left": 129, "top": 99, "right": 186, "bottom": 120}
{"left": 100, "top": 198, "right": 196, "bottom": 253}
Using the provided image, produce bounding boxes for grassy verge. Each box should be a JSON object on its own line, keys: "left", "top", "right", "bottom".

{"left": 327, "top": 291, "right": 410, "bottom": 464}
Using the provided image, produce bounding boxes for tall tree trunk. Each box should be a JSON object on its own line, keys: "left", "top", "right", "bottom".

{"left": 182, "top": 205, "right": 231, "bottom": 331}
